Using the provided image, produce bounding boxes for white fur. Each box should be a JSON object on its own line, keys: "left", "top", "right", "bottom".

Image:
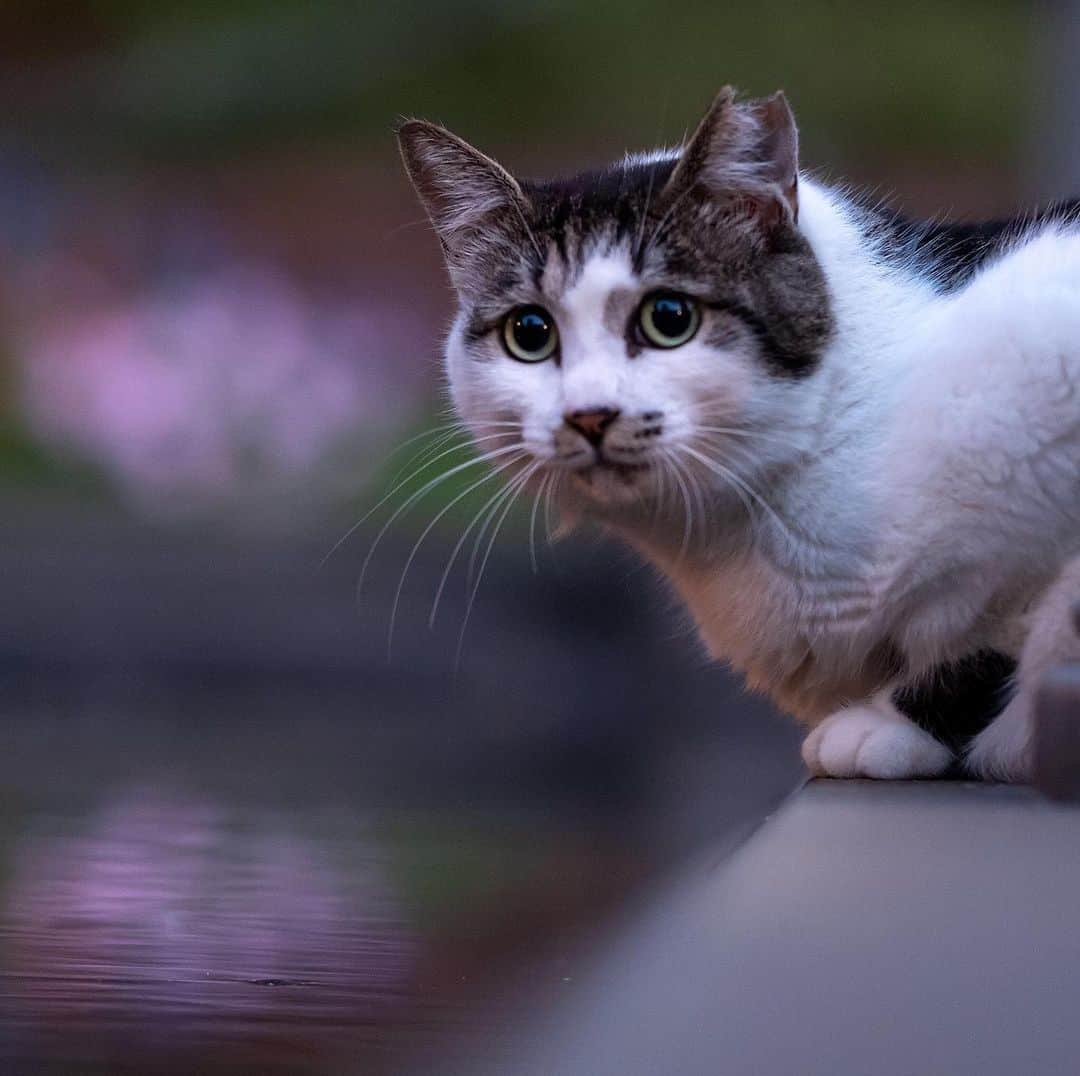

{"left": 446, "top": 175, "right": 1080, "bottom": 782}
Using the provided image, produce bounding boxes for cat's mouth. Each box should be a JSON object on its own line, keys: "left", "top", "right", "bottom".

{"left": 569, "top": 457, "right": 652, "bottom": 501}
{"left": 571, "top": 451, "right": 650, "bottom": 476}
{"left": 585, "top": 460, "right": 649, "bottom": 478}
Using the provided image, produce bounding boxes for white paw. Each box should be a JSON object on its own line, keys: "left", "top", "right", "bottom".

{"left": 802, "top": 706, "right": 953, "bottom": 780}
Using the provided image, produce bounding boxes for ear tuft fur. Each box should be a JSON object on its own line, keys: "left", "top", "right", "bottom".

{"left": 662, "top": 87, "right": 800, "bottom": 227}
{"left": 396, "top": 120, "right": 529, "bottom": 283}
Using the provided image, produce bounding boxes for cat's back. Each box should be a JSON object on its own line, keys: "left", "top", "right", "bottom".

{"left": 893, "top": 220, "right": 1080, "bottom": 482}
{"left": 871, "top": 210, "right": 1080, "bottom": 660}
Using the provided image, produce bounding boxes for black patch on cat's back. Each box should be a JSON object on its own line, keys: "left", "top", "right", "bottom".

{"left": 893, "top": 649, "right": 1016, "bottom": 756}
{"left": 872, "top": 200, "right": 1080, "bottom": 292}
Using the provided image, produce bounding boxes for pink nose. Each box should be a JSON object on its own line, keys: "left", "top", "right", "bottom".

{"left": 564, "top": 408, "right": 620, "bottom": 446}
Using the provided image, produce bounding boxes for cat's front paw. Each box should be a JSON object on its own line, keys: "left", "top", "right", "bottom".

{"left": 802, "top": 705, "right": 953, "bottom": 780}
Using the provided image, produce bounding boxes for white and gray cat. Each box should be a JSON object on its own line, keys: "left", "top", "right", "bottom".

{"left": 397, "top": 88, "right": 1080, "bottom": 782}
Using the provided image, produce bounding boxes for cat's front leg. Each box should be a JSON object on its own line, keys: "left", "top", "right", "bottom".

{"left": 802, "top": 690, "right": 954, "bottom": 779}
{"left": 967, "top": 557, "right": 1080, "bottom": 782}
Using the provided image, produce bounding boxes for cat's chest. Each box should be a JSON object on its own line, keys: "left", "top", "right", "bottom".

{"left": 662, "top": 543, "right": 888, "bottom": 718}
{"left": 658, "top": 512, "right": 1033, "bottom": 719}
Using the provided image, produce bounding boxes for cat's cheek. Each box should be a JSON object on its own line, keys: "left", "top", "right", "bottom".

{"left": 442, "top": 324, "right": 479, "bottom": 416}
{"left": 443, "top": 330, "right": 521, "bottom": 434}
{"left": 684, "top": 345, "right": 756, "bottom": 409}
{"left": 639, "top": 341, "right": 756, "bottom": 439}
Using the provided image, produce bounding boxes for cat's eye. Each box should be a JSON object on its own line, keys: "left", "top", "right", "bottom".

{"left": 503, "top": 305, "right": 558, "bottom": 363}
{"left": 638, "top": 292, "right": 700, "bottom": 349}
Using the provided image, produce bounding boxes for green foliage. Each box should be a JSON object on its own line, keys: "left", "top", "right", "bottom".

{"left": 32, "top": 0, "right": 1031, "bottom": 166}
{"left": 377, "top": 813, "right": 566, "bottom": 933}
{"left": 0, "top": 421, "right": 110, "bottom": 497}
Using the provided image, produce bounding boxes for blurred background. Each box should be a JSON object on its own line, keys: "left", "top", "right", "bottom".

{"left": 0, "top": 2, "right": 1075, "bottom": 1072}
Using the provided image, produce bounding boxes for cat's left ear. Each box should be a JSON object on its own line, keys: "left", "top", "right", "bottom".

{"left": 396, "top": 119, "right": 530, "bottom": 285}
{"left": 665, "top": 88, "right": 800, "bottom": 228}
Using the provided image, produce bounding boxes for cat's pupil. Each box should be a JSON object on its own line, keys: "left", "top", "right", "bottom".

{"left": 513, "top": 308, "right": 552, "bottom": 352}
{"left": 652, "top": 296, "right": 691, "bottom": 336}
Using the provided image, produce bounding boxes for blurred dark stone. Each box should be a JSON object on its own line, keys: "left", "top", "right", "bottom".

{"left": 0, "top": 507, "right": 801, "bottom": 854}
{"left": 1034, "top": 664, "right": 1080, "bottom": 801}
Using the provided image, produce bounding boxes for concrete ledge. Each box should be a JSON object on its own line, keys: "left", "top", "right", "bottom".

{"left": 493, "top": 780, "right": 1080, "bottom": 1076}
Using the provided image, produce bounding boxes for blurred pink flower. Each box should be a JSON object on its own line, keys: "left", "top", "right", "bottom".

{"left": 18, "top": 266, "right": 417, "bottom": 503}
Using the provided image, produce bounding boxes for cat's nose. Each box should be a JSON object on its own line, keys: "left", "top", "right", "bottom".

{"left": 564, "top": 407, "right": 620, "bottom": 446}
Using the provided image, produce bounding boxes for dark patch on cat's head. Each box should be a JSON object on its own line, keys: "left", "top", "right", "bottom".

{"left": 397, "top": 89, "right": 833, "bottom": 377}
{"left": 522, "top": 156, "right": 678, "bottom": 261}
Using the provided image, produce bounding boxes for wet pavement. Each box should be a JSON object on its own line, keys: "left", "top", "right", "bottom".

{"left": 0, "top": 511, "right": 801, "bottom": 1073}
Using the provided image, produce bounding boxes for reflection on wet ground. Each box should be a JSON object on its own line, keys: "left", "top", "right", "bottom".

{"left": 4, "top": 790, "right": 409, "bottom": 1072}
{"left": 1, "top": 784, "right": 643, "bottom": 1074}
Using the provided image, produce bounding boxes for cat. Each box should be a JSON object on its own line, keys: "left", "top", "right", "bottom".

{"left": 396, "top": 87, "right": 1080, "bottom": 782}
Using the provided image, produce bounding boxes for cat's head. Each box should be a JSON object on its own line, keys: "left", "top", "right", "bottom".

{"left": 397, "top": 89, "right": 832, "bottom": 528}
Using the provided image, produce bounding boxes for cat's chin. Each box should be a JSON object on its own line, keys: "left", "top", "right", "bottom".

{"left": 568, "top": 462, "right": 652, "bottom": 507}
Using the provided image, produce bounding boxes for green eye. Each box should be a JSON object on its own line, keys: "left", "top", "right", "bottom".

{"left": 503, "top": 305, "right": 558, "bottom": 363}
{"left": 639, "top": 292, "right": 700, "bottom": 348}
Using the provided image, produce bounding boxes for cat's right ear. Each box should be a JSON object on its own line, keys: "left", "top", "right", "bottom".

{"left": 396, "top": 120, "right": 529, "bottom": 283}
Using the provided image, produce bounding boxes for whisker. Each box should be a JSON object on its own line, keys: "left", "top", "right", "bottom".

{"left": 649, "top": 454, "right": 665, "bottom": 524}
{"left": 634, "top": 162, "right": 660, "bottom": 268}
{"left": 387, "top": 428, "right": 466, "bottom": 488}
{"left": 384, "top": 421, "right": 463, "bottom": 460}
{"left": 681, "top": 444, "right": 758, "bottom": 522}
{"left": 465, "top": 468, "right": 521, "bottom": 587}
{"left": 465, "top": 453, "right": 546, "bottom": 586}
{"left": 382, "top": 213, "right": 438, "bottom": 240}
{"left": 657, "top": 449, "right": 675, "bottom": 511}
{"left": 454, "top": 462, "right": 541, "bottom": 670}
{"left": 463, "top": 454, "right": 545, "bottom": 586}
{"left": 631, "top": 105, "right": 673, "bottom": 268}
{"left": 543, "top": 471, "right": 560, "bottom": 543}
{"left": 356, "top": 443, "right": 526, "bottom": 598}
{"left": 661, "top": 449, "right": 695, "bottom": 559}
{"left": 320, "top": 426, "right": 467, "bottom": 567}
{"left": 674, "top": 447, "right": 710, "bottom": 546}
{"left": 679, "top": 444, "right": 789, "bottom": 537}
{"left": 323, "top": 431, "right": 520, "bottom": 569}
{"left": 386, "top": 452, "right": 528, "bottom": 659}
{"left": 429, "top": 464, "right": 531, "bottom": 628}
{"left": 528, "top": 471, "right": 551, "bottom": 574}
{"left": 510, "top": 199, "right": 546, "bottom": 266}
{"left": 695, "top": 425, "right": 810, "bottom": 454}
{"left": 641, "top": 180, "right": 696, "bottom": 261}
{"left": 466, "top": 488, "right": 504, "bottom": 588}
{"left": 382, "top": 422, "right": 520, "bottom": 484}
{"left": 391, "top": 420, "right": 523, "bottom": 487}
